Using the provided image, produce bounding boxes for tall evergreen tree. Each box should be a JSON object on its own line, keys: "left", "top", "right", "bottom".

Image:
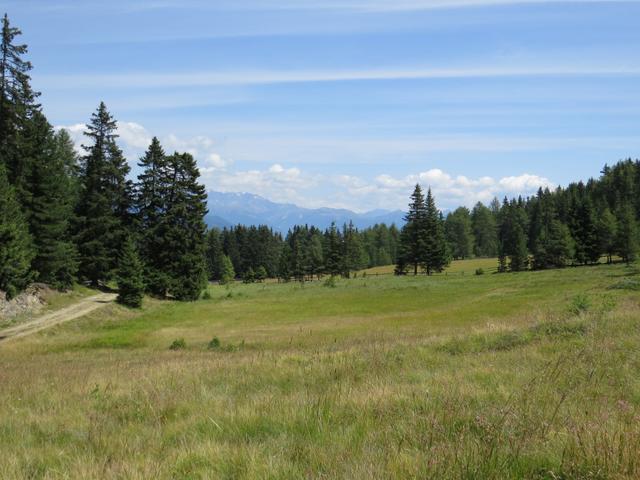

{"left": 75, "top": 102, "right": 132, "bottom": 286}
{"left": 423, "top": 189, "right": 450, "bottom": 275}
{"left": 25, "top": 111, "right": 78, "bottom": 289}
{"left": 0, "top": 164, "right": 33, "bottom": 299}
{"left": 325, "top": 222, "right": 343, "bottom": 277}
{"left": 397, "top": 184, "right": 427, "bottom": 275}
{"left": 205, "top": 228, "right": 224, "bottom": 281}
{"left": 0, "top": 14, "right": 40, "bottom": 207}
{"left": 471, "top": 202, "right": 498, "bottom": 257}
{"left": 116, "top": 236, "right": 144, "bottom": 308}
{"left": 220, "top": 255, "right": 235, "bottom": 285}
{"left": 343, "top": 221, "right": 367, "bottom": 276}
{"left": 135, "top": 137, "right": 170, "bottom": 294}
{"left": 597, "top": 208, "right": 617, "bottom": 264}
{"left": 445, "top": 207, "right": 474, "bottom": 260}
{"left": 162, "top": 152, "right": 208, "bottom": 300}
{"left": 615, "top": 204, "right": 639, "bottom": 264}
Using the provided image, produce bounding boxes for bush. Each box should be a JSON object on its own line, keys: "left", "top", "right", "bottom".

{"left": 208, "top": 337, "right": 221, "bottom": 350}
{"left": 169, "top": 338, "right": 186, "bottom": 350}
{"left": 323, "top": 276, "right": 337, "bottom": 288}
{"left": 569, "top": 294, "right": 591, "bottom": 316}
{"left": 475, "top": 268, "right": 485, "bottom": 276}
{"left": 201, "top": 290, "right": 212, "bottom": 300}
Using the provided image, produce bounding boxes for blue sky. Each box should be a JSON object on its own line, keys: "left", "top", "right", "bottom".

{"left": 3, "top": 0, "right": 640, "bottom": 211}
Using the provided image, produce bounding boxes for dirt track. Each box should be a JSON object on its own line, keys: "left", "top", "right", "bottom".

{"left": 0, "top": 293, "right": 116, "bottom": 343}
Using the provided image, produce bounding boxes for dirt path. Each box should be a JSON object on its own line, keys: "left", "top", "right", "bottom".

{"left": 0, "top": 293, "right": 116, "bottom": 343}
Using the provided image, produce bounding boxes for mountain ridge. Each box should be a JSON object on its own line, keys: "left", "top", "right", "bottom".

{"left": 205, "top": 191, "right": 405, "bottom": 232}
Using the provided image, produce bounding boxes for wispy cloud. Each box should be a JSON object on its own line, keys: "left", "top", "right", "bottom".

{"left": 17, "top": 0, "right": 639, "bottom": 13}
{"left": 39, "top": 65, "right": 640, "bottom": 90}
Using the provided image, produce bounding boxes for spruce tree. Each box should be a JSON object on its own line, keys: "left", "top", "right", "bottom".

{"left": 343, "top": 221, "right": 367, "bottom": 277}
{"left": 25, "top": 112, "right": 78, "bottom": 289}
{"left": 597, "top": 208, "right": 617, "bottom": 264}
{"left": 397, "top": 184, "right": 427, "bottom": 275}
{"left": 205, "top": 228, "right": 224, "bottom": 281}
{"left": 615, "top": 204, "right": 639, "bottom": 264}
{"left": 162, "top": 152, "right": 208, "bottom": 301}
{"left": 277, "top": 243, "right": 292, "bottom": 282}
{"left": 75, "top": 102, "right": 132, "bottom": 286}
{"left": 116, "top": 236, "right": 144, "bottom": 308}
{"left": 471, "top": 202, "right": 498, "bottom": 257}
{"left": 445, "top": 207, "right": 474, "bottom": 260}
{"left": 0, "top": 164, "right": 33, "bottom": 299}
{"left": 423, "top": 189, "right": 450, "bottom": 275}
{"left": 0, "top": 14, "right": 40, "bottom": 206}
{"left": 571, "top": 194, "right": 600, "bottom": 265}
{"left": 136, "top": 137, "right": 170, "bottom": 294}
{"left": 325, "top": 222, "right": 343, "bottom": 277}
{"left": 255, "top": 265, "right": 267, "bottom": 282}
{"left": 220, "top": 255, "right": 235, "bottom": 285}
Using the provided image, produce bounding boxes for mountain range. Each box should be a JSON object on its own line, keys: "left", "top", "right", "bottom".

{"left": 205, "top": 191, "right": 405, "bottom": 232}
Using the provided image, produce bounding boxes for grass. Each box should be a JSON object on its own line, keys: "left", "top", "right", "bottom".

{"left": 360, "top": 257, "right": 500, "bottom": 276}
{"left": 1, "top": 260, "right": 639, "bottom": 478}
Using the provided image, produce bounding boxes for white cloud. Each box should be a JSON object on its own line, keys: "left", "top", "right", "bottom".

{"left": 55, "top": 120, "right": 557, "bottom": 212}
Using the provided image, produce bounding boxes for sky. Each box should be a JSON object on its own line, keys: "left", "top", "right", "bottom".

{"left": 3, "top": 0, "right": 640, "bottom": 212}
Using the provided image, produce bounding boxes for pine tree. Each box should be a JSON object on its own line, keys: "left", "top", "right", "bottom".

{"left": 423, "top": 189, "right": 450, "bottom": 275}
{"left": 75, "top": 102, "right": 132, "bottom": 286}
{"left": 0, "top": 14, "right": 40, "bottom": 207}
{"left": 597, "top": 208, "right": 617, "bottom": 264}
{"left": 136, "top": 137, "right": 170, "bottom": 294}
{"left": 325, "top": 222, "right": 343, "bottom": 277}
{"left": 471, "top": 202, "right": 498, "bottom": 257}
{"left": 220, "top": 255, "right": 235, "bottom": 285}
{"left": 615, "top": 204, "right": 639, "bottom": 264}
{"left": 397, "top": 184, "right": 427, "bottom": 275}
{"left": 445, "top": 206, "right": 474, "bottom": 260}
{"left": 277, "top": 243, "right": 292, "bottom": 282}
{"left": 305, "top": 231, "right": 324, "bottom": 279}
{"left": 570, "top": 192, "right": 600, "bottom": 265}
{"left": 116, "top": 236, "right": 144, "bottom": 308}
{"left": 0, "top": 164, "right": 33, "bottom": 299}
{"left": 255, "top": 265, "right": 267, "bottom": 282}
{"left": 243, "top": 266, "right": 255, "bottom": 284}
{"left": 205, "top": 228, "right": 224, "bottom": 281}
{"left": 25, "top": 112, "right": 78, "bottom": 289}
{"left": 343, "top": 221, "right": 367, "bottom": 277}
{"left": 162, "top": 152, "right": 208, "bottom": 301}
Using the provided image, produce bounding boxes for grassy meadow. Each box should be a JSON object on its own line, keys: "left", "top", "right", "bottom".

{"left": 1, "top": 260, "right": 640, "bottom": 479}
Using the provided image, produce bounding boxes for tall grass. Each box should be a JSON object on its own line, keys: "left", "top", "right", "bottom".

{"left": 0, "top": 261, "right": 638, "bottom": 479}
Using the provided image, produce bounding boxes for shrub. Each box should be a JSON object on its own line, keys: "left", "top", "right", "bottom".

{"left": 201, "top": 290, "right": 212, "bottom": 300}
{"left": 323, "top": 276, "right": 337, "bottom": 288}
{"left": 475, "top": 268, "right": 485, "bottom": 276}
{"left": 569, "top": 294, "right": 591, "bottom": 316}
{"left": 208, "top": 337, "right": 221, "bottom": 350}
{"left": 169, "top": 338, "right": 186, "bottom": 350}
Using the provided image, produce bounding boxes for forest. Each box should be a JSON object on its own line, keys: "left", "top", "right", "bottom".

{"left": 1, "top": 13, "right": 639, "bottom": 307}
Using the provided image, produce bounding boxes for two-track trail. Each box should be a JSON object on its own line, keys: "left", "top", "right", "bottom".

{"left": 0, "top": 293, "right": 116, "bottom": 343}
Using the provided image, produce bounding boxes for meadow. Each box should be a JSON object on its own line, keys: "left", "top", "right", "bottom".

{"left": 1, "top": 260, "right": 639, "bottom": 479}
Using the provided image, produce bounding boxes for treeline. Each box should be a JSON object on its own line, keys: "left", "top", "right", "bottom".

{"left": 0, "top": 15, "right": 208, "bottom": 305}
{"left": 205, "top": 222, "right": 400, "bottom": 283}
{"left": 417, "top": 161, "right": 640, "bottom": 275}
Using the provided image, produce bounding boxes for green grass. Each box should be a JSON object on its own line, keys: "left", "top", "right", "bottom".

{"left": 1, "top": 260, "right": 639, "bottom": 479}
{"left": 361, "top": 257, "right": 499, "bottom": 276}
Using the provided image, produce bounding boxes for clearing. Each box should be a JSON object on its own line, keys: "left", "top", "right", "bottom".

{"left": 1, "top": 260, "right": 639, "bottom": 479}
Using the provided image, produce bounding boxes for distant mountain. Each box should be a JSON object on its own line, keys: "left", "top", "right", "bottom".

{"left": 205, "top": 191, "right": 405, "bottom": 232}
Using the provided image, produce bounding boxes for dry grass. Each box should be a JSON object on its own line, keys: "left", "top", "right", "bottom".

{"left": 0, "top": 260, "right": 639, "bottom": 479}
